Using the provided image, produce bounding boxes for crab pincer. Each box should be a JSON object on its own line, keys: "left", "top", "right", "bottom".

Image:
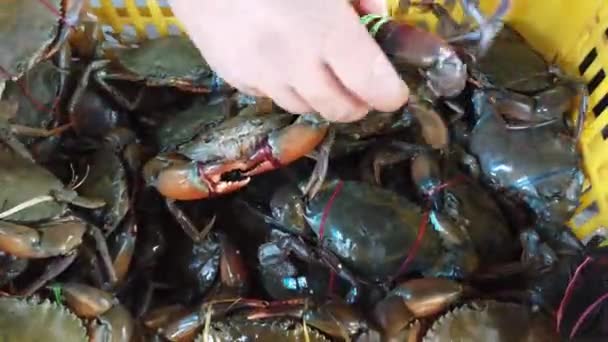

{"left": 144, "top": 113, "right": 329, "bottom": 201}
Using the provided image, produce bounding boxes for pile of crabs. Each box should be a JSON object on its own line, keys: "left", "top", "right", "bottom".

{"left": 1, "top": 0, "right": 606, "bottom": 341}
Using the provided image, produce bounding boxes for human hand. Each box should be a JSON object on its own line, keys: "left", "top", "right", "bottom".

{"left": 169, "top": 0, "right": 409, "bottom": 122}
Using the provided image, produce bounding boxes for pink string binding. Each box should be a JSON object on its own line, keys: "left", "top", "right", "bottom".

{"left": 318, "top": 180, "right": 344, "bottom": 295}
{"left": 556, "top": 256, "right": 592, "bottom": 331}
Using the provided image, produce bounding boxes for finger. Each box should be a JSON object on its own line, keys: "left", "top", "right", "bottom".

{"left": 322, "top": 7, "right": 410, "bottom": 112}
{"left": 236, "top": 85, "right": 266, "bottom": 98}
{"left": 291, "top": 61, "right": 369, "bottom": 122}
{"left": 261, "top": 83, "right": 314, "bottom": 114}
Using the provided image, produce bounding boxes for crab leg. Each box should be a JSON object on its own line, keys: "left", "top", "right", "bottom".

{"left": 159, "top": 299, "right": 269, "bottom": 341}
{"left": 95, "top": 68, "right": 210, "bottom": 111}
{"left": 448, "top": 0, "right": 511, "bottom": 56}
{"left": 165, "top": 198, "right": 205, "bottom": 242}
{"left": 88, "top": 224, "right": 118, "bottom": 286}
{"left": 486, "top": 83, "right": 585, "bottom": 131}
{"left": 359, "top": 142, "right": 430, "bottom": 186}
{"left": 19, "top": 252, "right": 77, "bottom": 296}
{"left": 59, "top": 282, "right": 116, "bottom": 318}
{"left": 302, "top": 127, "right": 335, "bottom": 200}
{"left": 108, "top": 214, "right": 137, "bottom": 286}
{"left": 267, "top": 234, "right": 366, "bottom": 300}
{"left": 41, "top": 0, "right": 85, "bottom": 60}
{"left": 92, "top": 62, "right": 147, "bottom": 111}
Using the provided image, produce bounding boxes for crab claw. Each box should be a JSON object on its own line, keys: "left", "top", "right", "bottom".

{"left": 144, "top": 155, "right": 250, "bottom": 200}
{"left": 144, "top": 156, "right": 211, "bottom": 200}
{"left": 0, "top": 219, "right": 86, "bottom": 258}
{"left": 60, "top": 282, "right": 116, "bottom": 318}
{"left": 242, "top": 114, "right": 329, "bottom": 177}
{"left": 388, "top": 278, "right": 465, "bottom": 317}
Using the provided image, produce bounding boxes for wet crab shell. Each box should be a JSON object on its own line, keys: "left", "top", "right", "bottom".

{"left": 194, "top": 318, "right": 332, "bottom": 342}
{"left": 472, "top": 25, "right": 556, "bottom": 93}
{"left": 0, "top": 141, "right": 66, "bottom": 222}
{"left": 422, "top": 300, "right": 558, "bottom": 342}
{"left": 0, "top": 0, "right": 63, "bottom": 81}
{"left": 1, "top": 60, "right": 63, "bottom": 147}
{"left": 469, "top": 91, "right": 584, "bottom": 224}
{"left": 77, "top": 144, "right": 129, "bottom": 232}
{"left": 112, "top": 36, "right": 213, "bottom": 87}
{"left": 0, "top": 297, "right": 87, "bottom": 342}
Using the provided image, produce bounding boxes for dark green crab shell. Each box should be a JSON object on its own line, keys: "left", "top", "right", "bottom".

{"left": 195, "top": 318, "right": 331, "bottom": 342}
{"left": 473, "top": 25, "right": 555, "bottom": 93}
{"left": 0, "top": 297, "right": 87, "bottom": 342}
{"left": 114, "top": 36, "right": 212, "bottom": 86}
{"left": 422, "top": 300, "right": 558, "bottom": 342}
{"left": 0, "top": 0, "right": 62, "bottom": 81}
{"left": 0, "top": 141, "right": 66, "bottom": 223}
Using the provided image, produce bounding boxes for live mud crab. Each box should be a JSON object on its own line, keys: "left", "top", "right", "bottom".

{"left": 370, "top": 277, "right": 558, "bottom": 341}
{"left": 264, "top": 179, "right": 479, "bottom": 286}
{"left": 0, "top": 0, "right": 84, "bottom": 81}
{"left": 407, "top": 152, "right": 519, "bottom": 267}
{"left": 189, "top": 298, "right": 377, "bottom": 342}
{"left": 0, "top": 124, "right": 124, "bottom": 295}
{"left": 76, "top": 127, "right": 141, "bottom": 234}
{"left": 0, "top": 57, "right": 72, "bottom": 148}
{"left": 459, "top": 90, "right": 584, "bottom": 225}
{"left": 347, "top": 0, "right": 511, "bottom": 152}
{"left": 257, "top": 227, "right": 363, "bottom": 304}
{"left": 78, "top": 35, "right": 229, "bottom": 111}
{"left": 416, "top": 5, "right": 587, "bottom": 224}
{"left": 460, "top": 23, "right": 587, "bottom": 135}
{"left": 422, "top": 300, "right": 558, "bottom": 341}
{"left": 360, "top": 0, "right": 511, "bottom": 99}
{"left": 143, "top": 97, "right": 330, "bottom": 201}
{"left": 0, "top": 282, "right": 135, "bottom": 341}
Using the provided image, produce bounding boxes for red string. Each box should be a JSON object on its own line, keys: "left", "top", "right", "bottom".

{"left": 317, "top": 175, "right": 463, "bottom": 293}
{"left": 393, "top": 175, "right": 466, "bottom": 279}
{"left": 569, "top": 290, "right": 608, "bottom": 339}
{"left": 318, "top": 181, "right": 344, "bottom": 241}
{"left": 0, "top": 67, "right": 60, "bottom": 118}
{"left": 556, "top": 256, "right": 592, "bottom": 331}
{"left": 328, "top": 271, "right": 336, "bottom": 295}
{"left": 396, "top": 209, "right": 430, "bottom": 277}
{"left": 36, "top": 0, "right": 65, "bottom": 23}
{"left": 34, "top": 0, "right": 79, "bottom": 28}
{"left": 427, "top": 174, "right": 467, "bottom": 198}
{"left": 317, "top": 180, "right": 344, "bottom": 297}
{"left": 0, "top": 0, "right": 72, "bottom": 119}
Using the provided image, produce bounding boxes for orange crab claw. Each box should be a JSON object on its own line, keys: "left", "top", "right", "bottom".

{"left": 144, "top": 157, "right": 210, "bottom": 201}
{"left": 145, "top": 156, "right": 252, "bottom": 201}
{"left": 244, "top": 118, "right": 329, "bottom": 177}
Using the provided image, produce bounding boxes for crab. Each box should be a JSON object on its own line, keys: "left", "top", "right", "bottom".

{"left": 423, "top": 300, "right": 558, "bottom": 341}
{"left": 0, "top": 281, "right": 135, "bottom": 342}
{"left": 143, "top": 98, "right": 330, "bottom": 201}
{"left": 0, "top": 125, "right": 124, "bottom": 295}
{"left": 78, "top": 36, "right": 229, "bottom": 111}
{"left": 461, "top": 90, "right": 584, "bottom": 225}
{"left": 191, "top": 299, "right": 376, "bottom": 342}
{"left": 0, "top": 0, "right": 84, "bottom": 81}
{"left": 263, "top": 179, "right": 479, "bottom": 287}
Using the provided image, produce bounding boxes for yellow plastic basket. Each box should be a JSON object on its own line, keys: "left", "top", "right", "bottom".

{"left": 90, "top": 0, "right": 608, "bottom": 243}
